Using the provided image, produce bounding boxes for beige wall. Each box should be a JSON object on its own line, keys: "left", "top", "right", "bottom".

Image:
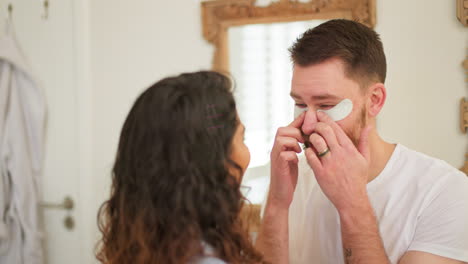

{"left": 376, "top": 0, "right": 467, "bottom": 167}
{"left": 90, "top": 0, "right": 209, "bottom": 198}
{"left": 90, "top": 0, "right": 213, "bottom": 206}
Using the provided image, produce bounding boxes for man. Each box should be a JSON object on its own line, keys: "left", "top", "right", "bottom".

{"left": 255, "top": 19, "right": 468, "bottom": 264}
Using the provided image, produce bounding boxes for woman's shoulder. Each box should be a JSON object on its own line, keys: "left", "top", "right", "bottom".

{"left": 189, "top": 242, "right": 227, "bottom": 264}
{"left": 190, "top": 256, "right": 227, "bottom": 264}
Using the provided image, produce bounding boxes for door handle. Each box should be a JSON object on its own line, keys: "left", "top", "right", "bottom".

{"left": 41, "top": 196, "right": 75, "bottom": 231}
{"left": 40, "top": 196, "right": 74, "bottom": 210}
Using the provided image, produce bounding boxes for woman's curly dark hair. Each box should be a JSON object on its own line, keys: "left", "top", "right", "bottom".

{"left": 96, "top": 71, "right": 264, "bottom": 264}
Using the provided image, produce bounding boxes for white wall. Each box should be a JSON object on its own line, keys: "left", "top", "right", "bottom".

{"left": 376, "top": 0, "right": 467, "bottom": 167}
{"left": 90, "top": 0, "right": 213, "bottom": 204}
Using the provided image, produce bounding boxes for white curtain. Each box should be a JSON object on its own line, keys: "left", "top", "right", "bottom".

{"left": 229, "top": 20, "right": 325, "bottom": 203}
{"left": 229, "top": 20, "right": 325, "bottom": 168}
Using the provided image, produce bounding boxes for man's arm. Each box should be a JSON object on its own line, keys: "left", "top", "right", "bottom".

{"left": 305, "top": 112, "right": 390, "bottom": 264}
{"left": 255, "top": 200, "right": 289, "bottom": 264}
{"left": 255, "top": 113, "right": 306, "bottom": 264}
{"left": 339, "top": 209, "right": 466, "bottom": 264}
{"left": 338, "top": 196, "right": 467, "bottom": 264}
{"left": 339, "top": 198, "right": 389, "bottom": 264}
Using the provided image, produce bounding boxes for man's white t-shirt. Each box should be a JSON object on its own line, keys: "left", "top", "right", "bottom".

{"left": 289, "top": 144, "right": 468, "bottom": 264}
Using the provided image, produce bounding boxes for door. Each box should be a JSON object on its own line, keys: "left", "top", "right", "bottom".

{"left": 0, "top": 1, "right": 86, "bottom": 263}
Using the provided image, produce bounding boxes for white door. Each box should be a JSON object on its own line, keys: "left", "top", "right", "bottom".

{"left": 0, "top": 1, "right": 88, "bottom": 263}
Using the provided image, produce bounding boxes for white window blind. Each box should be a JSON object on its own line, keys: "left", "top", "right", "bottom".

{"left": 229, "top": 21, "right": 325, "bottom": 168}
{"left": 229, "top": 20, "right": 325, "bottom": 203}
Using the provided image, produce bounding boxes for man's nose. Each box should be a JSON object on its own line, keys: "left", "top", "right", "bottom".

{"left": 301, "top": 109, "right": 318, "bottom": 136}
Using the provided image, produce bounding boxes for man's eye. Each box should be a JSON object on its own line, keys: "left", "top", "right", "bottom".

{"left": 295, "top": 104, "right": 307, "bottom": 108}
{"left": 319, "top": 105, "right": 334, "bottom": 110}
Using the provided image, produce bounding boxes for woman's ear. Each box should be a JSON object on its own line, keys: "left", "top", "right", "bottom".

{"left": 367, "top": 83, "right": 387, "bottom": 117}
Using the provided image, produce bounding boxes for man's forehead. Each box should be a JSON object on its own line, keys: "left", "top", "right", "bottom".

{"left": 290, "top": 77, "right": 343, "bottom": 100}
{"left": 292, "top": 65, "right": 345, "bottom": 86}
{"left": 291, "top": 64, "right": 359, "bottom": 99}
{"left": 292, "top": 59, "right": 347, "bottom": 76}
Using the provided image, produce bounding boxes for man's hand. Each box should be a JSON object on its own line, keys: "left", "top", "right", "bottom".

{"left": 303, "top": 111, "right": 390, "bottom": 264}
{"left": 267, "top": 111, "right": 305, "bottom": 209}
{"left": 255, "top": 112, "right": 305, "bottom": 264}
{"left": 304, "top": 111, "right": 372, "bottom": 212}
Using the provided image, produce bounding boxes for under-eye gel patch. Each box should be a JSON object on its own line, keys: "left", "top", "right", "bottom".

{"left": 318, "top": 98, "right": 353, "bottom": 121}
{"left": 294, "top": 105, "right": 307, "bottom": 119}
{"left": 293, "top": 98, "right": 353, "bottom": 121}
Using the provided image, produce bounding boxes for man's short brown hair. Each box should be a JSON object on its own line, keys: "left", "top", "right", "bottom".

{"left": 289, "top": 19, "right": 387, "bottom": 87}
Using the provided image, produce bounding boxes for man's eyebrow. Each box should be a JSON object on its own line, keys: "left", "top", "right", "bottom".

{"left": 290, "top": 92, "right": 301, "bottom": 99}
{"left": 310, "top": 94, "right": 341, "bottom": 100}
{"left": 290, "top": 92, "right": 341, "bottom": 101}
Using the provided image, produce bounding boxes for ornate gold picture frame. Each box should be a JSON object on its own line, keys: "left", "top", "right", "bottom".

{"left": 201, "top": 0, "right": 376, "bottom": 72}
{"left": 461, "top": 55, "right": 468, "bottom": 175}
{"left": 457, "top": 0, "right": 468, "bottom": 26}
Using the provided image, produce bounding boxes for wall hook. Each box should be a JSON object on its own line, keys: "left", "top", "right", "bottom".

{"left": 42, "top": 0, "right": 49, "bottom": 20}
{"left": 7, "top": 3, "right": 13, "bottom": 20}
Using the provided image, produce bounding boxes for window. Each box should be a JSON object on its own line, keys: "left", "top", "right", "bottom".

{"left": 229, "top": 20, "right": 325, "bottom": 204}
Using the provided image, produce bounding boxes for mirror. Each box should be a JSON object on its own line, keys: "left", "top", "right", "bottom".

{"left": 201, "top": 0, "right": 377, "bottom": 211}
{"left": 202, "top": 0, "right": 376, "bottom": 72}
{"left": 228, "top": 20, "right": 326, "bottom": 204}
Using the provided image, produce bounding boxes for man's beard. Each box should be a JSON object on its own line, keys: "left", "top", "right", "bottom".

{"left": 302, "top": 106, "right": 367, "bottom": 151}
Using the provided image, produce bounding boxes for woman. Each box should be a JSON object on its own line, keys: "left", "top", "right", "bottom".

{"left": 96, "top": 71, "right": 264, "bottom": 264}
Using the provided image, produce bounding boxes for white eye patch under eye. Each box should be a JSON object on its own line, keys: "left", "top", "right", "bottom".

{"left": 293, "top": 98, "right": 353, "bottom": 121}
{"left": 294, "top": 105, "right": 308, "bottom": 119}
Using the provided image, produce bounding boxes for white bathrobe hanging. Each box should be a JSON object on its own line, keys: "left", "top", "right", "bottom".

{"left": 0, "top": 23, "right": 46, "bottom": 264}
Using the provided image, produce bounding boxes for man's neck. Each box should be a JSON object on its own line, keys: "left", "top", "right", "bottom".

{"left": 367, "top": 132, "right": 396, "bottom": 183}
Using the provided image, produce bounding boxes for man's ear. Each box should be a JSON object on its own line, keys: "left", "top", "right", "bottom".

{"left": 367, "top": 83, "right": 386, "bottom": 117}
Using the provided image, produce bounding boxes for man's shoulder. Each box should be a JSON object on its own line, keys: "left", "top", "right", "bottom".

{"left": 396, "top": 144, "right": 468, "bottom": 189}
{"left": 397, "top": 144, "right": 464, "bottom": 175}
